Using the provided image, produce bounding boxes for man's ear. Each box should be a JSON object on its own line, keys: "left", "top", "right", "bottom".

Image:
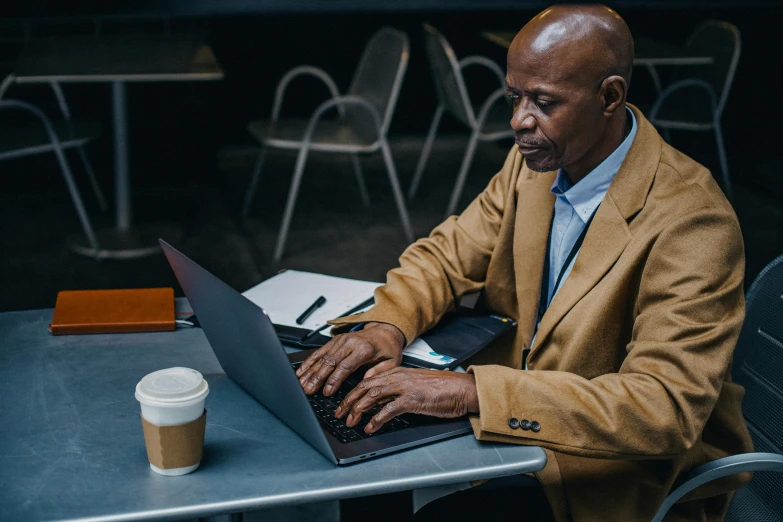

{"left": 599, "top": 75, "right": 627, "bottom": 115}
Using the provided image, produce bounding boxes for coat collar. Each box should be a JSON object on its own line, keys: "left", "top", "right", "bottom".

{"left": 523, "top": 104, "right": 662, "bottom": 361}
{"left": 605, "top": 104, "right": 661, "bottom": 221}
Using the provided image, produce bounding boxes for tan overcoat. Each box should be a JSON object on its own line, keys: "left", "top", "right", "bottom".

{"left": 331, "top": 105, "right": 753, "bottom": 521}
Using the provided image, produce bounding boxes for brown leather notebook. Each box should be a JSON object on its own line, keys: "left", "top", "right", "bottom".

{"left": 49, "top": 288, "right": 176, "bottom": 335}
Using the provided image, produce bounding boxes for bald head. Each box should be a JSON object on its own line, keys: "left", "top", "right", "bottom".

{"left": 505, "top": 5, "right": 635, "bottom": 181}
{"left": 511, "top": 5, "right": 634, "bottom": 90}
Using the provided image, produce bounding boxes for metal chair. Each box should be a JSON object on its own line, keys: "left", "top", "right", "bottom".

{"left": 648, "top": 21, "right": 741, "bottom": 203}
{"left": 407, "top": 24, "right": 513, "bottom": 218}
{"left": 0, "top": 74, "right": 104, "bottom": 256}
{"left": 651, "top": 253, "right": 783, "bottom": 522}
{"left": 242, "top": 27, "right": 414, "bottom": 262}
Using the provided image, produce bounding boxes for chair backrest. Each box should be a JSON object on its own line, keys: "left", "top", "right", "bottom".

{"left": 674, "top": 20, "right": 741, "bottom": 117}
{"left": 422, "top": 24, "right": 476, "bottom": 129}
{"left": 346, "top": 27, "right": 409, "bottom": 138}
{"left": 729, "top": 254, "right": 783, "bottom": 519}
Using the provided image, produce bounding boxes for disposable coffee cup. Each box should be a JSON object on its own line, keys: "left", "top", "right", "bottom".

{"left": 135, "top": 367, "right": 209, "bottom": 476}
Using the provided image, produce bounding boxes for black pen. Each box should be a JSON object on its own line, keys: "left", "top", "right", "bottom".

{"left": 296, "top": 296, "right": 327, "bottom": 325}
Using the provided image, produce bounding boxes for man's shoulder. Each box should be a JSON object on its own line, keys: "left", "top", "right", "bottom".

{"left": 650, "top": 141, "right": 736, "bottom": 220}
{"left": 623, "top": 140, "right": 740, "bottom": 247}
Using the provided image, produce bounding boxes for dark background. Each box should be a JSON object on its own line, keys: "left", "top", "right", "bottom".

{"left": 1, "top": 2, "right": 781, "bottom": 520}
{"left": 1, "top": 0, "right": 782, "bottom": 313}
{"left": 2, "top": 2, "right": 781, "bottom": 192}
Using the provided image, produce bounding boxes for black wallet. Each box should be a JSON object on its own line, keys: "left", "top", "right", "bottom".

{"left": 402, "top": 312, "right": 517, "bottom": 370}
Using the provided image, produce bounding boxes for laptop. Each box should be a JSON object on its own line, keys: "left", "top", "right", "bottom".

{"left": 159, "top": 239, "right": 472, "bottom": 465}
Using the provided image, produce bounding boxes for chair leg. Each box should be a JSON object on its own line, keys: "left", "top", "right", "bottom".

{"left": 408, "top": 105, "right": 444, "bottom": 200}
{"left": 77, "top": 145, "right": 107, "bottom": 211}
{"left": 713, "top": 122, "right": 734, "bottom": 203}
{"left": 274, "top": 146, "right": 310, "bottom": 262}
{"left": 350, "top": 154, "right": 371, "bottom": 208}
{"left": 380, "top": 140, "right": 415, "bottom": 244}
{"left": 243, "top": 146, "right": 267, "bottom": 218}
{"left": 53, "top": 144, "right": 101, "bottom": 257}
{"left": 445, "top": 131, "right": 480, "bottom": 218}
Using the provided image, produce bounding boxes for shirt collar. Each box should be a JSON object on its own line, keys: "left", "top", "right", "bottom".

{"left": 551, "top": 107, "right": 638, "bottom": 222}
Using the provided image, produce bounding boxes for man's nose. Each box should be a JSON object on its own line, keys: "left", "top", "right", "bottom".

{"left": 510, "top": 104, "right": 536, "bottom": 132}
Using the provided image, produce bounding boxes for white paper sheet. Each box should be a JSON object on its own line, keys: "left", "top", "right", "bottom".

{"left": 242, "top": 270, "right": 382, "bottom": 331}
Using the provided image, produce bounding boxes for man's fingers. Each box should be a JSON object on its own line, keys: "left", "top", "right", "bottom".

{"left": 298, "top": 358, "right": 321, "bottom": 389}
{"left": 302, "top": 353, "right": 339, "bottom": 394}
{"left": 336, "top": 373, "right": 384, "bottom": 418}
{"left": 322, "top": 352, "right": 367, "bottom": 396}
{"left": 298, "top": 337, "right": 353, "bottom": 393}
{"left": 306, "top": 338, "right": 375, "bottom": 396}
{"left": 336, "top": 368, "right": 409, "bottom": 417}
{"left": 295, "top": 347, "right": 323, "bottom": 376}
{"left": 366, "top": 399, "right": 409, "bottom": 433}
{"left": 344, "top": 384, "right": 392, "bottom": 427}
{"left": 297, "top": 335, "right": 343, "bottom": 376}
{"left": 343, "top": 375, "right": 407, "bottom": 427}
{"left": 298, "top": 353, "right": 332, "bottom": 393}
{"left": 364, "top": 359, "right": 399, "bottom": 379}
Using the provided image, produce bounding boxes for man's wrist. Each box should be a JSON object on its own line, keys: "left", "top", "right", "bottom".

{"left": 365, "top": 321, "right": 406, "bottom": 349}
{"left": 463, "top": 373, "right": 480, "bottom": 413}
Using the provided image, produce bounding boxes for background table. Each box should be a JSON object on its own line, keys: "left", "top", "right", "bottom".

{"left": 14, "top": 35, "right": 224, "bottom": 259}
{"left": 0, "top": 308, "right": 546, "bottom": 522}
{"left": 482, "top": 31, "right": 712, "bottom": 94}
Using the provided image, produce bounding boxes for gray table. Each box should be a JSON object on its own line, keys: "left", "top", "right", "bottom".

{"left": 0, "top": 308, "right": 546, "bottom": 522}
{"left": 14, "top": 35, "right": 224, "bottom": 259}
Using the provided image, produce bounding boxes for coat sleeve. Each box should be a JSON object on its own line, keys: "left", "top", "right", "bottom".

{"left": 468, "top": 206, "right": 746, "bottom": 459}
{"left": 329, "top": 146, "right": 521, "bottom": 344}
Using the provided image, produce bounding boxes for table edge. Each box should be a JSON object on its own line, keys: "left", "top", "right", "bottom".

{"left": 38, "top": 447, "right": 546, "bottom": 522}
{"left": 14, "top": 72, "right": 225, "bottom": 83}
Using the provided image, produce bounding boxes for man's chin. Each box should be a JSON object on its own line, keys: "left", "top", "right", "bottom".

{"left": 522, "top": 156, "right": 559, "bottom": 173}
{"left": 517, "top": 148, "right": 558, "bottom": 172}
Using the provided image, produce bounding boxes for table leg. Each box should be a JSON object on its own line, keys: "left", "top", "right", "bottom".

{"left": 68, "top": 81, "right": 180, "bottom": 259}
{"left": 113, "top": 81, "right": 131, "bottom": 231}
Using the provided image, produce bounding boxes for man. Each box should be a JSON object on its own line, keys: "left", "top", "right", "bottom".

{"left": 296, "top": 5, "right": 753, "bottom": 521}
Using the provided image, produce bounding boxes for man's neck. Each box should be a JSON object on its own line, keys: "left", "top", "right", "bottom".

{"left": 564, "top": 108, "right": 631, "bottom": 185}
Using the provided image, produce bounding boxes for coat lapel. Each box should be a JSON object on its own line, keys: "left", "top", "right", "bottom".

{"left": 529, "top": 197, "right": 631, "bottom": 355}
{"left": 512, "top": 169, "right": 557, "bottom": 351}
{"left": 527, "top": 104, "right": 662, "bottom": 359}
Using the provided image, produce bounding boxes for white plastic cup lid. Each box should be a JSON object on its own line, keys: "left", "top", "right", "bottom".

{"left": 135, "top": 367, "right": 209, "bottom": 407}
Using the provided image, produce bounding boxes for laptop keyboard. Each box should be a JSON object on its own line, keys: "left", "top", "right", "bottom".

{"left": 292, "top": 363, "right": 410, "bottom": 444}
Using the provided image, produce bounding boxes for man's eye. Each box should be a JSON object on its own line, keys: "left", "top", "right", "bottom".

{"left": 536, "top": 99, "right": 554, "bottom": 109}
{"left": 506, "top": 93, "right": 520, "bottom": 103}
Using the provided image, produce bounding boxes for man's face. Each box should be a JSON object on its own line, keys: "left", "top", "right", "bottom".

{"left": 506, "top": 40, "right": 606, "bottom": 174}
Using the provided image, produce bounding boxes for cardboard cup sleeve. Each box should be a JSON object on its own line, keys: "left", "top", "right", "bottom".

{"left": 141, "top": 410, "right": 207, "bottom": 470}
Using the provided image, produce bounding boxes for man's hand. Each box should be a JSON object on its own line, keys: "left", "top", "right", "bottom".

{"left": 334, "top": 367, "right": 480, "bottom": 433}
{"left": 296, "top": 322, "right": 405, "bottom": 396}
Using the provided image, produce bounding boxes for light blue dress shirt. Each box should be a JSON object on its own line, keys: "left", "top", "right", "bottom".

{"left": 545, "top": 109, "right": 638, "bottom": 307}
{"left": 529, "top": 108, "right": 637, "bottom": 357}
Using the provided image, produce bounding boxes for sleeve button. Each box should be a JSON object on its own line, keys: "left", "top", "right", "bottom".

{"left": 531, "top": 421, "right": 541, "bottom": 432}
{"left": 508, "top": 417, "right": 520, "bottom": 429}
{"left": 520, "top": 419, "right": 532, "bottom": 430}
